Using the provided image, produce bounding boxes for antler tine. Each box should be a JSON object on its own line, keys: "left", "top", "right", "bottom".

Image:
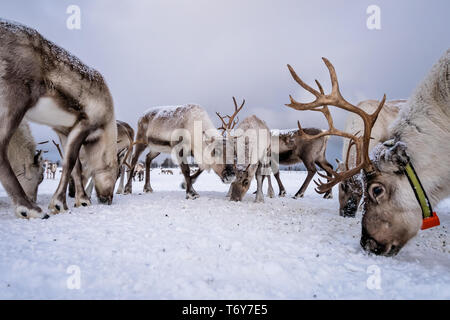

{"left": 286, "top": 57, "right": 387, "bottom": 193}
{"left": 216, "top": 97, "right": 246, "bottom": 136}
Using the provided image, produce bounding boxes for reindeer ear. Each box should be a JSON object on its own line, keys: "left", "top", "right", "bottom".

{"left": 382, "top": 140, "right": 409, "bottom": 167}
{"left": 335, "top": 159, "right": 346, "bottom": 172}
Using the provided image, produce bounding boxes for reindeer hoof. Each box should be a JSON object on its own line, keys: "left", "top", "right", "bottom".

{"left": 49, "top": 199, "right": 68, "bottom": 214}
{"left": 15, "top": 205, "right": 46, "bottom": 219}
{"left": 143, "top": 186, "right": 154, "bottom": 193}
{"left": 279, "top": 191, "right": 286, "bottom": 197}
{"left": 75, "top": 198, "right": 92, "bottom": 208}
{"left": 186, "top": 193, "right": 200, "bottom": 200}
{"left": 123, "top": 187, "right": 132, "bottom": 195}
{"left": 293, "top": 194, "right": 304, "bottom": 199}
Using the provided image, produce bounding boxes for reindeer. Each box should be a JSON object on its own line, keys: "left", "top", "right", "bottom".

{"left": 49, "top": 163, "right": 58, "bottom": 180}
{"left": 216, "top": 98, "right": 272, "bottom": 202}
{"left": 7, "top": 121, "right": 45, "bottom": 203}
{"left": 269, "top": 127, "right": 334, "bottom": 199}
{"left": 286, "top": 51, "right": 450, "bottom": 256}
{"left": 67, "top": 120, "right": 135, "bottom": 202}
{"left": 0, "top": 19, "right": 118, "bottom": 218}
{"left": 135, "top": 162, "right": 145, "bottom": 182}
{"left": 337, "top": 100, "right": 404, "bottom": 217}
{"left": 123, "top": 104, "right": 236, "bottom": 198}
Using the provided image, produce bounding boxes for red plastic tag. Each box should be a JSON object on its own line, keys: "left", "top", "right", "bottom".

{"left": 421, "top": 212, "right": 440, "bottom": 230}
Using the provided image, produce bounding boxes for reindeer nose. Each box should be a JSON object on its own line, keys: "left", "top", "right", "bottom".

{"left": 360, "top": 227, "right": 385, "bottom": 255}
{"left": 98, "top": 195, "right": 113, "bottom": 205}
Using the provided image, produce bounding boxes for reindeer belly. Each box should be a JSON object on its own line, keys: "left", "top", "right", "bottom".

{"left": 25, "top": 97, "right": 77, "bottom": 128}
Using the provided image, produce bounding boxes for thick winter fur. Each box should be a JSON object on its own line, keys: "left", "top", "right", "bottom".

{"left": 123, "top": 104, "right": 236, "bottom": 199}
{"left": 271, "top": 128, "right": 334, "bottom": 199}
{"left": 0, "top": 19, "right": 118, "bottom": 218}
{"left": 7, "top": 121, "right": 44, "bottom": 203}
{"left": 361, "top": 49, "right": 450, "bottom": 256}
{"left": 338, "top": 100, "right": 404, "bottom": 217}
{"left": 229, "top": 115, "right": 272, "bottom": 202}
{"left": 68, "top": 120, "right": 135, "bottom": 205}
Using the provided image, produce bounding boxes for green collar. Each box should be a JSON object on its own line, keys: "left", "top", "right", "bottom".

{"left": 404, "top": 162, "right": 440, "bottom": 230}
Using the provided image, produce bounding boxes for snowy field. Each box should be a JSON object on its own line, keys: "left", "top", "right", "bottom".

{"left": 0, "top": 169, "right": 449, "bottom": 300}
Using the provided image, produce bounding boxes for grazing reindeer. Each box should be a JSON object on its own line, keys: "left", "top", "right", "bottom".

{"left": 135, "top": 162, "right": 145, "bottom": 182}
{"left": 49, "top": 163, "right": 58, "bottom": 180}
{"left": 68, "top": 120, "right": 135, "bottom": 202}
{"left": 123, "top": 104, "right": 236, "bottom": 198}
{"left": 161, "top": 169, "right": 174, "bottom": 175}
{"left": 286, "top": 51, "right": 450, "bottom": 256}
{"left": 8, "top": 121, "right": 44, "bottom": 202}
{"left": 218, "top": 98, "right": 272, "bottom": 202}
{"left": 337, "top": 100, "right": 403, "bottom": 217}
{"left": 0, "top": 19, "right": 118, "bottom": 218}
{"left": 270, "top": 126, "right": 334, "bottom": 199}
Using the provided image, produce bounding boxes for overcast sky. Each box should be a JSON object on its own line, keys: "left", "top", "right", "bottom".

{"left": 1, "top": 0, "right": 449, "bottom": 163}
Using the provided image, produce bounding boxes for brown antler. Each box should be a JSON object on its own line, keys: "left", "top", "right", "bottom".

{"left": 216, "top": 97, "right": 246, "bottom": 135}
{"left": 286, "top": 57, "right": 386, "bottom": 193}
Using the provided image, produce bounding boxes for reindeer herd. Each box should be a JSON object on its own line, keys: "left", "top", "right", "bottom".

{"left": 0, "top": 19, "right": 448, "bottom": 257}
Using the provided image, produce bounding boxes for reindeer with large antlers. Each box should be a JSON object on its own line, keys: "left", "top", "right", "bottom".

{"left": 218, "top": 98, "right": 273, "bottom": 202}
{"left": 287, "top": 50, "right": 450, "bottom": 256}
{"left": 286, "top": 58, "right": 386, "bottom": 194}
{"left": 337, "top": 100, "right": 404, "bottom": 217}
{"left": 123, "top": 104, "right": 236, "bottom": 199}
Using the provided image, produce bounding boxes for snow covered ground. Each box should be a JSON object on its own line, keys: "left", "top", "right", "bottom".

{"left": 0, "top": 169, "right": 448, "bottom": 300}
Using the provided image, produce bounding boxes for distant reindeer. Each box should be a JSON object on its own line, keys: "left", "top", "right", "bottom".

{"left": 337, "top": 100, "right": 404, "bottom": 217}
{"left": 161, "top": 169, "right": 174, "bottom": 175}
{"left": 269, "top": 126, "right": 334, "bottom": 199}
{"left": 0, "top": 20, "right": 118, "bottom": 218}
{"left": 7, "top": 121, "right": 45, "bottom": 204}
{"left": 135, "top": 163, "right": 145, "bottom": 182}
{"left": 49, "top": 163, "right": 57, "bottom": 180}
{"left": 123, "top": 104, "right": 236, "bottom": 199}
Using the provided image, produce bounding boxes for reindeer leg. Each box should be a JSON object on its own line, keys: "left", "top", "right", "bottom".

{"left": 294, "top": 162, "right": 316, "bottom": 199}
{"left": 316, "top": 160, "right": 334, "bottom": 199}
{"left": 0, "top": 110, "right": 46, "bottom": 219}
{"left": 273, "top": 171, "right": 286, "bottom": 197}
{"left": 48, "top": 121, "right": 90, "bottom": 214}
{"left": 72, "top": 158, "right": 91, "bottom": 207}
{"left": 255, "top": 163, "right": 264, "bottom": 203}
{"left": 267, "top": 174, "right": 275, "bottom": 198}
{"left": 180, "top": 163, "right": 199, "bottom": 199}
{"left": 144, "top": 151, "right": 160, "bottom": 193}
{"left": 123, "top": 143, "right": 147, "bottom": 195}
{"left": 116, "top": 164, "right": 125, "bottom": 194}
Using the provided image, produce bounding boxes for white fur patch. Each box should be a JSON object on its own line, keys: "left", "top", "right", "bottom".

{"left": 25, "top": 97, "right": 77, "bottom": 127}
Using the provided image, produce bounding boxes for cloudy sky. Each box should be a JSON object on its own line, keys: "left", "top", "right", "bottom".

{"left": 1, "top": 0, "right": 449, "bottom": 162}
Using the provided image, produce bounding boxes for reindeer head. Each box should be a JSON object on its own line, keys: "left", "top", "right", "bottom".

{"left": 213, "top": 97, "right": 249, "bottom": 185}
{"left": 337, "top": 143, "right": 364, "bottom": 218}
{"left": 19, "top": 150, "right": 45, "bottom": 202}
{"left": 229, "top": 164, "right": 256, "bottom": 201}
{"left": 83, "top": 118, "right": 119, "bottom": 204}
{"left": 285, "top": 58, "right": 419, "bottom": 256}
{"left": 359, "top": 140, "right": 423, "bottom": 256}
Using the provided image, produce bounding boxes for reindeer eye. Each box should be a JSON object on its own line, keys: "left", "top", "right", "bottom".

{"left": 243, "top": 179, "right": 249, "bottom": 187}
{"left": 369, "top": 183, "right": 385, "bottom": 201}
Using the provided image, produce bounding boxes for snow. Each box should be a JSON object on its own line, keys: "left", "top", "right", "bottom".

{"left": 0, "top": 169, "right": 448, "bottom": 299}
